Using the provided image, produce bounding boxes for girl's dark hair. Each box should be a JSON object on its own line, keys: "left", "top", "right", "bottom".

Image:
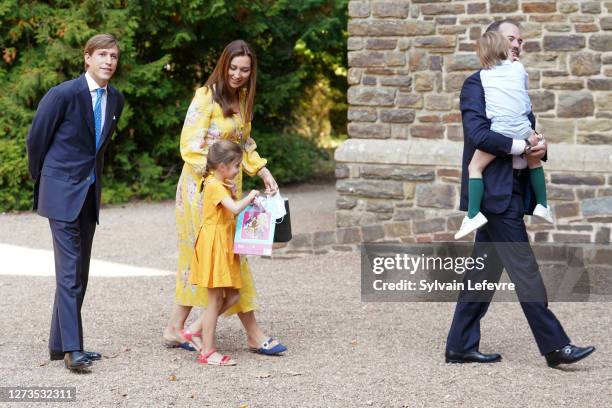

{"left": 205, "top": 39, "right": 257, "bottom": 122}
{"left": 203, "top": 140, "right": 243, "bottom": 178}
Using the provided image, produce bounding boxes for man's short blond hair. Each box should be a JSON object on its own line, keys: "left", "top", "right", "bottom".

{"left": 476, "top": 31, "right": 510, "bottom": 69}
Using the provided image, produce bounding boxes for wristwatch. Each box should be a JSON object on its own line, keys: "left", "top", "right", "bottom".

{"left": 524, "top": 137, "right": 532, "bottom": 154}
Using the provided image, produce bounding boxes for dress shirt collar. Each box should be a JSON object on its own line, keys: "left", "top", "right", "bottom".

{"left": 85, "top": 72, "right": 108, "bottom": 93}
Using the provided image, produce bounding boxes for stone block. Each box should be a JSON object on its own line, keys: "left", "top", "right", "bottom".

{"left": 543, "top": 35, "right": 586, "bottom": 51}
{"left": 589, "top": 35, "right": 612, "bottom": 51}
{"left": 582, "top": 197, "right": 612, "bottom": 216}
{"left": 410, "top": 125, "right": 445, "bottom": 139}
{"left": 347, "top": 37, "right": 363, "bottom": 51}
{"left": 393, "top": 208, "right": 425, "bottom": 222}
{"left": 348, "top": 20, "right": 436, "bottom": 37}
{"left": 365, "top": 38, "right": 398, "bottom": 50}
{"left": 348, "top": 107, "right": 377, "bottom": 122}
{"left": 557, "top": 92, "right": 594, "bottom": 117}
{"left": 421, "top": 3, "right": 465, "bottom": 15}
{"left": 336, "top": 196, "right": 356, "bottom": 209}
{"left": 425, "top": 94, "right": 452, "bottom": 110}
{"left": 588, "top": 79, "right": 612, "bottom": 90}
{"left": 384, "top": 51, "right": 406, "bottom": 66}
{"left": 595, "top": 227, "right": 611, "bottom": 244}
{"left": 558, "top": 2, "right": 579, "bottom": 13}
{"left": 383, "top": 221, "right": 412, "bottom": 238}
{"left": 337, "top": 179, "right": 405, "bottom": 199}
{"left": 542, "top": 77, "right": 584, "bottom": 90}
{"left": 551, "top": 233, "right": 592, "bottom": 243}
{"left": 349, "top": 51, "right": 385, "bottom": 68}
{"left": 569, "top": 52, "right": 602, "bottom": 76}
{"left": 414, "top": 36, "right": 456, "bottom": 49}
{"left": 528, "top": 91, "right": 555, "bottom": 112}
{"left": 545, "top": 23, "right": 571, "bottom": 32}
{"left": 336, "top": 227, "right": 362, "bottom": 244}
{"left": 548, "top": 186, "right": 576, "bottom": 201}
{"left": 577, "top": 119, "right": 612, "bottom": 133}
{"left": 575, "top": 24, "right": 600, "bottom": 33}
{"left": 290, "top": 233, "right": 313, "bottom": 248}
{"left": 348, "top": 86, "right": 395, "bottom": 106}
{"left": 490, "top": 0, "right": 518, "bottom": 13}
{"left": 414, "top": 73, "right": 435, "bottom": 92}
{"left": 379, "top": 109, "right": 415, "bottom": 123}
{"left": 601, "top": 17, "right": 612, "bottom": 30}
{"left": 348, "top": 122, "right": 391, "bottom": 139}
{"left": 468, "top": 3, "right": 487, "bottom": 13}
{"left": 313, "top": 231, "right": 337, "bottom": 247}
{"left": 348, "top": 1, "right": 370, "bottom": 18}
{"left": 444, "top": 54, "right": 482, "bottom": 71}
{"left": 362, "top": 225, "right": 385, "bottom": 242}
{"left": 408, "top": 50, "right": 428, "bottom": 72}
{"left": 335, "top": 164, "right": 350, "bottom": 180}
{"left": 414, "top": 218, "right": 446, "bottom": 234}
{"left": 445, "top": 72, "right": 470, "bottom": 92}
{"left": 577, "top": 134, "right": 612, "bottom": 145}
{"left": 396, "top": 93, "right": 423, "bottom": 109}
{"left": 551, "top": 174, "right": 605, "bottom": 185}
{"left": 347, "top": 68, "right": 362, "bottom": 85}
{"left": 416, "top": 184, "right": 456, "bottom": 209}
{"left": 371, "top": 1, "right": 410, "bottom": 18}
{"left": 581, "top": 1, "right": 602, "bottom": 13}
{"left": 360, "top": 165, "right": 435, "bottom": 181}
{"left": 537, "top": 118, "right": 575, "bottom": 143}
{"left": 522, "top": 2, "right": 557, "bottom": 13}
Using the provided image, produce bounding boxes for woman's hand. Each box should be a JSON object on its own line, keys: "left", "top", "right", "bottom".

{"left": 257, "top": 167, "right": 278, "bottom": 195}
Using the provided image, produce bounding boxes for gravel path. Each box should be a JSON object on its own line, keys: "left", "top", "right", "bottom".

{"left": 0, "top": 182, "right": 609, "bottom": 407}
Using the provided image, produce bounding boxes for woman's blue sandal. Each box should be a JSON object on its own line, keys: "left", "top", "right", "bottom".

{"left": 249, "top": 338, "right": 287, "bottom": 355}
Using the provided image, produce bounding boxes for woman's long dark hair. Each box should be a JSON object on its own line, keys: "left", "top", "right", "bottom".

{"left": 205, "top": 40, "right": 257, "bottom": 122}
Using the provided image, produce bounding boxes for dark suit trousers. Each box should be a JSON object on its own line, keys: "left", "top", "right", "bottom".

{"left": 48, "top": 186, "right": 96, "bottom": 352}
{"left": 446, "top": 171, "right": 570, "bottom": 355}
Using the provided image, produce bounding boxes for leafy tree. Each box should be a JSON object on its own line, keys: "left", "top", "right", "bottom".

{"left": 0, "top": 0, "right": 347, "bottom": 211}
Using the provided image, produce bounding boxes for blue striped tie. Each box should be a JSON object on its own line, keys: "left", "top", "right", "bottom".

{"left": 94, "top": 88, "right": 105, "bottom": 149}
{"left": 90, "top": 88, "right": 105, "bottom": 185}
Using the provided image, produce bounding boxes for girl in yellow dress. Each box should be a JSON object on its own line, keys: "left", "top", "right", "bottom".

{"left": 190, "top": 140, "right": 259, "bottom": 365}
{"left": 163, "top": 40, "right": 287, "bottom": 356}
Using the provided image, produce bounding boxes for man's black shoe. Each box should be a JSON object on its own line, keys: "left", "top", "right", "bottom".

{"left": 445, "top": 350, "right": 502, "bottom": 363}
{"left": 51, "top": 350, "right": 102, "bottom": 361}
{"left": 545, "top": 345, "right": 595, "bottom": 368}
{"left": 64, "top": 351, "right": 93, "bottom": 371}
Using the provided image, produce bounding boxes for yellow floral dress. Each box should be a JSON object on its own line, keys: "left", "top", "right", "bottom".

{"left": 175, "top": 86, "right": 267, "bottom": 315}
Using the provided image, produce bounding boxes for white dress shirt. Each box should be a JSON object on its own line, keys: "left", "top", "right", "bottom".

{"left": 85, "top": 72, "right": 107, "bottom": 135}
{"left": 480, "top": 60, "right": 533, "bottom": 169}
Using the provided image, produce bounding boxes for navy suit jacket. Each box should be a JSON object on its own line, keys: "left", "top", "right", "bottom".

{"left": 26, "top": 74, "right": 124, "bottom": 223}
{"left": 459, "top": 71, "right": 546, "bottom": 215}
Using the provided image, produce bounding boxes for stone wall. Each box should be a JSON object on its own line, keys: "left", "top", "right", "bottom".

{"left": 336, "top": 0, "right": 612, "bottom": 245}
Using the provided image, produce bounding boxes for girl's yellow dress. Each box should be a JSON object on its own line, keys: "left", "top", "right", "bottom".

{"left": 189, "top": 176, "right": 242, "bottom": 289}
{"left": 175, "top": 86, "right": 266, "bottom": 314}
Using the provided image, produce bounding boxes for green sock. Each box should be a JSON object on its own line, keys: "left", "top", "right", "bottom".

{"left": 530, "top": 166, "right": 547, "bottom": 207}
{"left": 467, "top": 178, "right": 484, "bottom": 219}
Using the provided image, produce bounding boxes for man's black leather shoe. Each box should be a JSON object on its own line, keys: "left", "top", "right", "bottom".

{"left": 545, "top": 345, "right": 595, "bottom": 368}
{"left": 445, "top": 350, "right": 502, "bottom": 363}
{"left": 51, "top": 350, "right": 102, "bottom": 361}
{"left": 64, "top": 351, "right": 93, "bottom": 371}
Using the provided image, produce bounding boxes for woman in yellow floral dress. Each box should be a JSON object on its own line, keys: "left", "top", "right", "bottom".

{"left": 163, "top": 40, "right": 286, "bottom": 355}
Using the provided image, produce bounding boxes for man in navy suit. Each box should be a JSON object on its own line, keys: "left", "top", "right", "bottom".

{"left": 26, "top": 34, "right": 124, "bottom": 371}
{"left": 445, "top": 20, "right": 594, "bottom": 368}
